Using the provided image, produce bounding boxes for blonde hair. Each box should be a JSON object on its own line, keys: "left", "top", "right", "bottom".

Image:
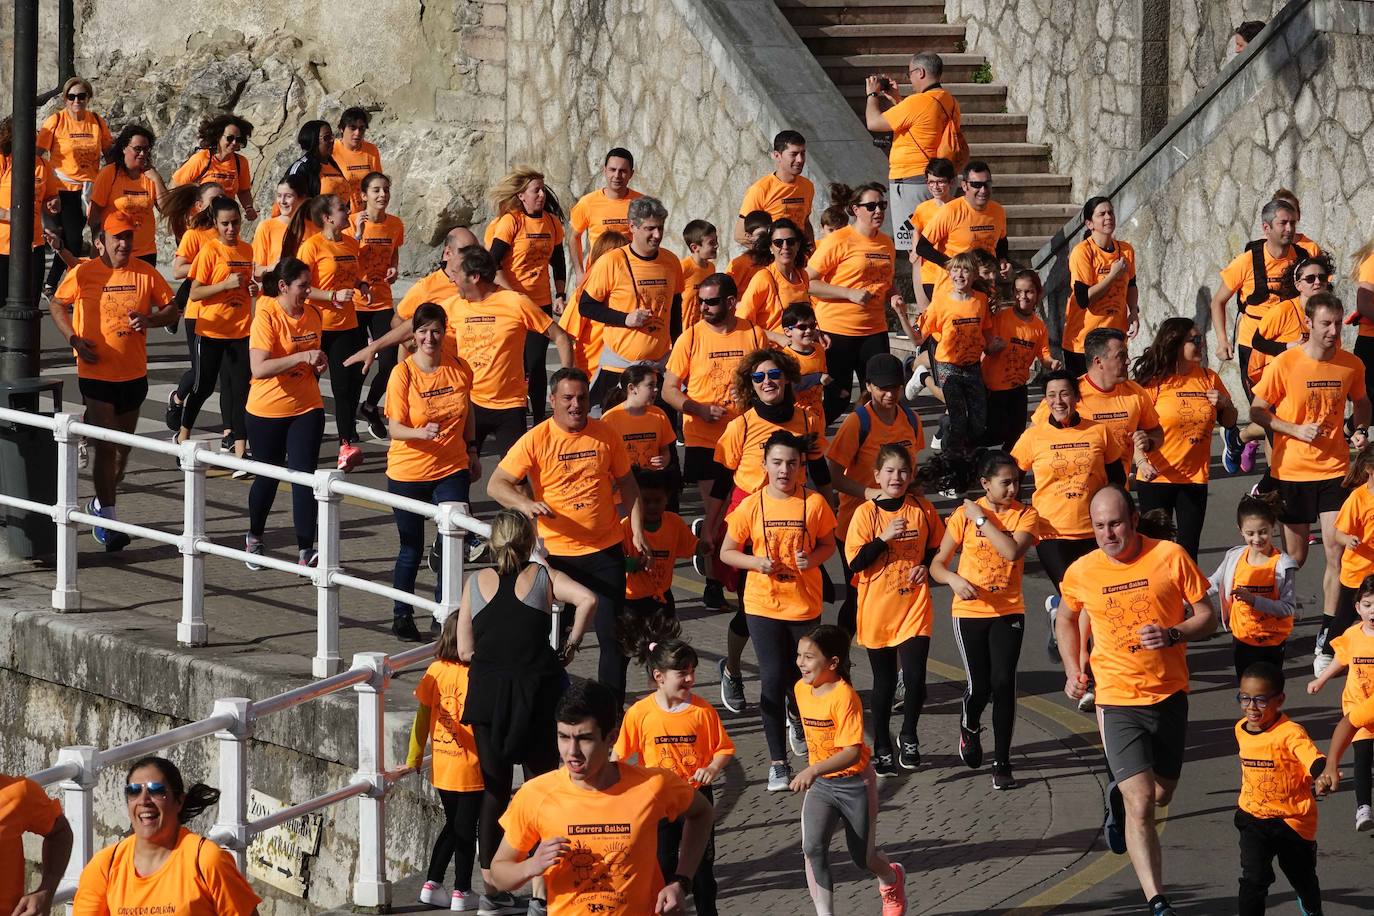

{"left": 489, "top": 509, "right": 535, "bottom": 575}
{"left": 62, "top": 76, "right": 94, "bottom": 99}
{"left": 489, "top": 167, "right": 545, "bottom": 216}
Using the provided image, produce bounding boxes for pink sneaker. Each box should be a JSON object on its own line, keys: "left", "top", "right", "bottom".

{"left": 1239, "top": 440, "right": 1260, "bottom": 473}
{"left": 418, "top": 881, "right": 446, "bottom": 907}
{"left": 449, "top": 889, "right": 476, "bottom": 911}
{"left": 337, "top": 441, "right": 363, "bottom": 472}
{"left": 879, "top": 862, "right": 907, "bottom": 914}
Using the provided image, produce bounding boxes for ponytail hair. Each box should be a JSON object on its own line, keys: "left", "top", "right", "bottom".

{"left": 618, "top": 603, "right": 683, "bottom": 661}
{"left": 125, "top": 756, "right": 220, "bottom": 824}
{"left": 161, "top": 182, "right": 225, "bottom": 238}
{"left": 281, "top": 193, "right": 340, "bottom": 262}
{"left": 803, "top": 623, "right": 853, "bottom": 682}
{"left": 1236, "top": 490, "right": 1283, "bottom": 529}
{"left": 208, "top": 196, "right": 242, "bottom": 221}
{"left": 644, "top": 639, "right": 699, "bottom": 676}
{"left": 601, "top": 362, "right": 660, "bottom": 411}
{"left": 488, "top": 509, "right": 535, "bottom": 576}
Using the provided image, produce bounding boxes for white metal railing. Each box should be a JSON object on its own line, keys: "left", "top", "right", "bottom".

{"left": 0, "top": 406, "right": 488, "bottom": 677}
{"left": 30, "top": 644, "right": 440, "bottom": 909}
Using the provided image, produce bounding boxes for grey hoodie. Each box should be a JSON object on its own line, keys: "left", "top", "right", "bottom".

{"left": 1207, "top": 545, "right": 1299, "bottom": 627}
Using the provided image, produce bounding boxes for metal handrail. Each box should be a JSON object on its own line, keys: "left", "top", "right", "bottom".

{"left": 95, "top": 713, "right": 238, "bottom": 770}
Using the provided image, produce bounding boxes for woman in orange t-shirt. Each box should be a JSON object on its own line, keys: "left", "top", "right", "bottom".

{"left": 350, "top": 172, "right": 406, "bottom": 438}
{"left": 244, "top": 258, "right": 327, "bottom": 569}
{"left": 1131, "top": 317, "right": 1238, "bottom": 558}
{"left": 737, "top": 217, "right": 811, "bottom": 333}
{"left": 252, "top": 174, "right": 311, "bottom": 277}
{"left": 0, "top": 116, "right": 62, "bottom": 305}
{"left": 73, "top": 756, "right": 260, "bottom": 916}
{"left": 170, "top": 114, "right": 256, "bottom": 220}
{"left": 163, "top": 182, "right": 226, "bottom": 434}
{"left": 88, "top": 124, "right": 168, "bottom": 264}
{"left": 558, "top": 229, "right": 627, "bottom": 375}
{"left": 36, "top": 76, "right": 112, "bottom": 293}
{"left": 385, "top": 302, "right": 477, "bottom": 642}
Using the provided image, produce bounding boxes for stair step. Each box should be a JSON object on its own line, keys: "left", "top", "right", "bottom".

{"left": 968, "top": 142, "right": 1053, "bottom": 174}
{"left": 777, "top": 0, "right": 947, "bottom": 26}
{"left": 1007, "top": 235, "right": 1052, "bottom": 263}
{"left": 988, "top": 173, "right": 1074, "bottom": 204}
{"left": 960, "top": 112, "right": 1029, "bottom": 143}
{"left": 794, "top": 23, "right": 966, "bottom": 54}
{"left": 1002, "top": 203, "right": 1082, "bottom": 235}
{"left": 820, "top": 51, "right": 987, "bottom": 83}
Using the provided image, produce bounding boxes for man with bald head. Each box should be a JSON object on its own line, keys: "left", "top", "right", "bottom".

{"left": 1055, "top": 485, "right": 1214, "bottom": 916}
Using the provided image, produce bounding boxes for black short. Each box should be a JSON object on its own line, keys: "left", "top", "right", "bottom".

{"left": 473, "top": 404, "right": 527, "bottom": 458}
{"left": 1274, "top": 476, "right": 1347, "bottom": 525}
{"left": 682, "top": 446, "right": 726, "bottom": 485}
{"left": 1102, "top": 691, "right": 1189, "bottom": 782}
{"left": 78, "top": 376, "right": 149, "bottom": 415}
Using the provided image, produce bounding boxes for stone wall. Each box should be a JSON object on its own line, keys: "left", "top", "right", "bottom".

{"left": 1168, "top": 0, "right": 1286, "bottom": 117}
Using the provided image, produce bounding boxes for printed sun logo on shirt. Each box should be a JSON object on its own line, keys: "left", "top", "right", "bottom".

{"left": 1097, "top": 579, "right": 1153, "bottom": 654}
{"left": 99, "top": 285, "right": 142, "bottom": 339}
{"left": 884, "top": 526, "right": 926, "bottom": 595}
{"left": 419, "top": 384, "right": 462, "bottom": 432}
{"left": 558, "top": 448, "right": 608, "bottom": 514}
{"left": 638, "top": 276, "right": 672, "bottom": 335}
{"left": 1173, "top": 390, "right": 1212, "bottom": 446}
{"left": 72, "top": 135, "right": 102, "bottom": 173}
{"left": 949, "top": 316, "right": 985, "bottom": 363}
{"left": 704, "top": 354, "right": 741, "bottom": 407}
{"left": 763, "top": 517, "right": 806, "bottom": 583}
{"left": 433, "top": 690, "right": 465, "bottom": 750}
{"left": 1001, "top": 336, "right": 1037, "bottom": 388}
{"left": 1242, "top": 763, "right": 1285, "bottom": 819}
{"left": 652, "top": 734, "right": 701, "bottom": 775}
{"left": 358, "top": 237, "right": 393, "bottom": 280}
{"left": 1305, "top": 382, "right": 1343, "bottom": 437}
{"left": 457, "top": 317, "right": 499, "bottom": 374}
{"left": 331, "top": 253, "right": 361, "bottom": 289}
{"left": 622, "top": 430, "right": 660, "bottom": 467}
{"left": 115, "top": 189, "right": 153, "bottom": 226}
{"left": 801, "top": 713, "right": 834, "bottom": 762}
{"left": 564, "top": 836, "right": 629, "bottom": 903}
{"left": 971, "top": 525, "right": 1011, "bottom": 593}
{"left": 860, "top": 251, "right": 892, "bottom": 285}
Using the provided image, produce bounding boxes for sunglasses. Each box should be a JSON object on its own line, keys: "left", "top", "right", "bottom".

{"left": 128, "top": 146, "right": 152, "bottom": 156}
{"left": 857, "top": 201, "right": 887, "bottom": 212}
{"left": 965, "top": 180, "right": 992, "bottom": 190}
{"left": 1236, "top": 693, "right": 1277, "bottom": 709}
{"left": 785, "top": 322, "right": 817, "bottom": 332}
{"left": 771, "top": 237, "right": 800, "bottom": 248}
{"left": 1299, "top": 273, "right": 1329, "bottom": 284}
{"left": 67, "top": 92, "right": 89, "bottom": 101}
{"left": 699, "top": 295, "right": 730, "bottom": 306}
{"left": 124, "top": 781, "right": 170, "bottom": 798}
{"left": 1186, "top": 333, "right": 1203, "bottom": 344}
{"left": 750, "top": 369, "right": 784, "bottom": 383}
{"left": 223, "top": 135, "right": 245, "bottom": 146}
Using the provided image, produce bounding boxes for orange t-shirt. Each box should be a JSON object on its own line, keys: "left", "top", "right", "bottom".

{"left": 808, "top": 225, "right": 896, "bottom": 336}
{"left": 246, "top": 298, "right": 324, "bottom": 417}
{"left": 0, "top": 775, "right": 62, "bottom": 916}
{"left": 826, "top": 405, "right": 925, "bottom": 539}
{"left": 1064, "top": 237, "right": 1137, "bottom": 351}
{"left": 1338, "top": 485, "right": 1374, "bottom": 588}
{"left": 56, "top": 258, "right": 173, "bottom": 382}
{"left": 728, "top": 252, "right": 761, "bottom": 294}
{"left": 347, "top": 213, "right": 405, "bottom": 310}
{"left": 664, "top": 318, "right": 769, "bottom": 449}
{"left": 250, "top": 218, "right": 285, "bottom": 269}
{"left": 981, "top": 307, "right": 1050, "bottom": 391}
{"left": 332, "top": 140, "right": 383, "bottom": 213}
{"left": 73, "top": 828, "right": 262, "bottom": 916}
{"left": 944, "top": 498, "right": 1040, "bottom": 618}
{"left": 1247, "top": 297, "right": 1309, "bottom": 384}
{"left": 909, "top": 196, "right": 946, "bottom": 286}
{"left": 0, "top": 155, "right": 61, "bottom": 254}
{"left": 725, "top": 487, "right": 835, "bottom": 621}
{"left": 569, "top": 187, "right": 643, "bottom": 256}
{"left": 882, "top": 87, "right": 959, "bottom": 179}
{"left": 397, "top": 269, "right": 461, "bottom": 322}
{"left": 736, "top": 262, "right": 810, "bottom": 333}
{"left": 1142, "top": 366, "right": 1230, "bottom": 484}
{"left": 188, "top": 239, "right": 255, "bottom": 339}
{"left": 678, "top": 256, "right": 715, "bottom": 330}
{"left": 794, "top": 679, "right": 871, "bottom": 776}
{"left": 498, "top": 418, "right": 631, "bottom": 556}
{"left": 1221, "top": 244, "right": 1303, "bottom": 347}
{"left": 385, "top": 354, "right": 474, "bottom": 482}
{"left": 171, "top": 150, "right": 251, "bottom": 199}
{"left": 488, "top": 210, "right": 565, "bottom": 306}
{"left": 1031, "top": 376, "right": 1161, "bottom": 477}
{"left": 921, "top": 197, "right": 1007, "bottom": 291}
{"left": 446, "top": 289, "right": 553, "bottom": 410}
{"left": 1061, "top": 537, "right": 1210, "bottom": 706}
{"left": 622, "top": 513, "right": 698, "bottom": 601}
{"left": 920, "top": 288, "right": 990, "bottom": 365}
{"left": 176, "top": 228, "right": 217, "bottom": 321}
{"left": 791, "top": 345, "right": 828, "bottom": 418}
{"left": 500, "top": 763, "right": 695, "bottom": 916}
{"left": 845, "top": 495, "right": 943, "bottom": 647}
{"left": 614, "top": 694, "right": 735, "bottom": 782}
{"left": 297, "top": 232, "right": 362, "bottom": 332}
{"left": 90, "top": 165, "right": 158, "bottom": 257}
{"left": 1228, "top": 547, "right": 1291, "bottom": 647}
{"left": 1355, "top": 254, "right": 1374, "bottom": 338}
{"left": 739, "top": 172, "right": 815, "bottom": 228}
{"left": 582, "top": 247, "right": 684, "bottom": 364}
{"left": 415, "top": 659, "right": 484, "bottom": 792}
{"left": 1331, "top": 623, "right": 1374, "bottom": 741}
{"left": 1235, "top": 716, "right": 1324, "bottom": 840}
{"left": 714, "top": 403, "right": 828, "bottom": 494}
{"left": 1011, "top": 416, "right": 1122, "bottom": 539}
{"left": 37, "top": 110, "right": 112, "bottom": 189}
{"left": 1254, "top": 346, "right": 1366, "bottom": 482}
{"left": 601, "top": 404, "right": 675, "bottom": 470}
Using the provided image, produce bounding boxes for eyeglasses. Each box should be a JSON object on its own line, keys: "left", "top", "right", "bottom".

{"left": 771, "top": 237, "right": 800, "bottom": 249}
{"left": 966, "top": 180, "right": 992, "bottom": 190}
{"left": 66, "top": 92, "right": 89, "bottom": 101}
{"left": 128, "top": 145, "right": 152, "bottom": 156}
{"left": 223, "top": 134, "right": 245, "bottom": 146}
{"left": 857, "top": 201, "right": 887, "bottom": 212}
{"left": 124, "top": 781, "right": 169, "bottom": 798}
{"left": 1236, "top": 693, "right": 1277, "bottom": 709}
{"left": 750, "top": 369, "right": 784, "bottom": 383}
{"left": 784, "top": 322, "right": 817, "bottom": 332}
{"left": 699, "top": 295, "right": 729, "bottom": 306}
{"left": 1299, "top": 272, "right": 1329, "bottom": 284}
{"left": 926, "top": 177, "right": 950, "bottom": 185}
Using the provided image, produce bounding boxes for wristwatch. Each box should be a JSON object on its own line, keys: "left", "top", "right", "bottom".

{"left": 974, "top": 516, "right": 987, "bottom": 529}
{"left": 1166, "top": 627, "right": 1183, "bottom": 646}
{"left": 671, "top": 874, "right": 693, "bottom": 894}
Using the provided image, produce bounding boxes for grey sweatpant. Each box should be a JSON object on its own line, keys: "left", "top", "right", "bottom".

{"left": 801, "top": 765, "right": 888, "bottom": 914}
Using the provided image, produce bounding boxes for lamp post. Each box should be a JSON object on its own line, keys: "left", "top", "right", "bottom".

{"left": 2, "top": 0, "right": 41, "bottom": 384}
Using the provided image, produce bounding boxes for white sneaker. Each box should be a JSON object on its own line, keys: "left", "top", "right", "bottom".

{"left": 450, "top": 889, "right": 477, "bottom": 911}
{"left": 904, "top": 365, "right": 930, "bottom": 401}
{"left": 419, "top": 881, "right": 447, "bottom": 907}
{"left": 767, "top": 762, "right": 792, "bottom": 792}
{"left": 1314, "top": 653, "right": 1334, "bottom": 678}
{"left": 1045, "top": 595, "right": 1061, "bottom": 662}
{"left": 788, "top": 716, "right": 808, "bottom": 756}
{"left": 930, "top": 432, "right": 943, "bottom": 452}
{"left": 1358, "top": 804, "right": 1373, "bottom": 832}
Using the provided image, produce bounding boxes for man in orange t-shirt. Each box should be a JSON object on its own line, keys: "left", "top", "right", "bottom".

{"left": 0, "top": 773, "right": 71, "bottom": 916}
{"left": 489, "top": 368, "right": 646, "bottom": 703}
{"left": 569, "top": 147, "right": 643, "bottom": 281}
{"left": 734, "top": 130, "right": 815, "bottom": 245}
{"left": 1056, "top": 486, "right": 1215, "bottom": 915}
{"left": 915, "top": 161, "right": 1010, "bottom": 292}
{"left": 492, "top": 680, "right": 713, "bottom": 915}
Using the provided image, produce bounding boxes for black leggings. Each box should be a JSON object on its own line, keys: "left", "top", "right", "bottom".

{"left": 360, "top": 310, "right": 398, "bottom": 409}
{"left": 180, "top": 335, "right": 249, "bottom": 441}
{"left": 1355, "top": 336, "right": 1374, "bottom": 410}
{"left": 322, "top": 327, "right": 367, "bottom": 443}
{"left": 821, "top": 330, "right": 889, "bottom": 424}
{"left": 1134, "top": 480, "right": 1208, "bottom": 559}
{"left": 246, "top": 409, "right": 325, "bottom": 549}
{"left": 867, "top": 635, "right": 930, "bottom": 756}
{"left": 524, "top": 304, "right": 553, "bottom": 423}
{"left": 984, "top": 385, "right": 1029, "bottom": 453}
{"left": 1355, "top": 739, "right": 1373, "bottom": 809}
{"left": 1035, "top": 537, "right": 1097, "bottom": 593}
{"left": 473, "top": 721, "right": 559, "bottom": 870}
{"left": 45, "top": 190, "right": 86, "bottom": 290}
{"left": 746, "top": 614, "right": 816, "bottom": 761}
{"left": 175, "top": 317, "right": 233, "bottom": 430}
{"left": 1232, "top": 639, "right": 1285, "bottom": 684}
{"left": 954, "top": 615, "right": 1025, "bottom": 765}
{"left": 426, "top": 788, "right": 483, "bottom": 890}
{"left": 547, "top": 545, "right": 628, "bottom": 702}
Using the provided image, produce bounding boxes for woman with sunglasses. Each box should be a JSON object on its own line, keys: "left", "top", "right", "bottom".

{"left": 1131, "top": 317, "right": 1236, "bottom": 558}
{"left": 89, "top": 125, "right": 168, "bottom": 266}
{"left": 737, "top": 217, "right": 811, "bottom": 333}
{"left": 73, "top": 756, "right": 260, "bottom": 916}
{"left": 171, "top": 114, "right": 257, "bottom": 221}
{"left": 37, "top": 76, "right": 112, "bottom": 294}
{"left": 807, "top": 182, "right": 901, "bottom": 423}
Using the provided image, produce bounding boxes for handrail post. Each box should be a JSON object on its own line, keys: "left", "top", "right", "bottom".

{"left": 55, "top": 746, "right": 98, "bottom": 898}
{"left": 351, "top": 652, "right": 391, "bottom": 908}
{"left": 210, "top": 698, "right": 253, "bottom": 872}
{"left": 51, "top": 413, "right": 81, "bottom": 611}
{"left": 178, "top": 440, "right": 209, "bottom": 646}
{"left": 313, "top": 470, "right": 345, "bottom": 677}
{"left": 436, "top": 501, "right": 466, "bottom": 627}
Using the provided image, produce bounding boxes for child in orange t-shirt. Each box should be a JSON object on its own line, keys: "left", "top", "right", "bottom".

{"left": 1207, "top": 493, "right": 1299, "bottom": 682}
{"left": 614, "top": 639, "right": 734, "bottom": 916}
{"left": 791, "top": 624, "right": 907, "bottom": 915}
{"left": 1319, "top": 446, "right": 1374, "bottom": 669}
{"left": 618, "top": 469, "right": 704, "bottom": 638}
{"left": 782, "top": 303, "right": 830, "bottom": 419}
{"left": 408, "top": 613, "right": 489, "bottom": 911}
{"left": 1307, "top": 573, "right": 1374, "bottom": 831}
{"left": 679, "top": 219, "right": 718, "bottom": 330}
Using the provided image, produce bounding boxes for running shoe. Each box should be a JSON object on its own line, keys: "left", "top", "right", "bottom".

{"left": 221, "top": 431, "right": 234, "bottom": 452}
{"left": 231, "top": 465, "right": 251, "bottom": 480}
{"left": 1148, "top": 898, "right": 1178, "bottom": 916}
{"left": 525, "top": 899, "right": 547, "bottom": 916}
{"left": 691, "top": 516, "right": 705, "bottom": 538}
{"left": 702, "top": 579, "right": 726, "bottom": 610}
{"left": 88, "top": 499, "right": 130, "bottom": 552}
{"left": 1078, "top": 684, "right": 1096, "bottom": 713}
{"left": 766, "top": 762, "right": 792, "bottom": 793}
{"left": 359, "top": 402, "right": 389, "bottom": 442}
{"left": 419, "top": 881, "right": 447, "bottom": 907}
{"left": 430, "top": 616, "right": 443, "bottom": 637}
{"left": 1314, "top": 652, "right": 1333, "bottom": 678}
{"left": 992, "top": 763, "right": 1017, "bottom": 790}
{"left": 879, "top": 862, "right": 907, "bottom": 916}
{"left": 449, "top": 889, "right": 476, "bottom": 911}
{"left": 164, "top": 392, "right": 183, "bottom": 432}
{"left": 1105, "top": 779, "right": 1127, "bottom": 854}
{"left": 245, "top": 535, "right": 264, "bottom": 571}
{"left": 959, "top": 724, "right": 984, "bottom": 769}
{"left": 1308, "top": 532, "right": 1320, "bottom": 545}
{"left": 788, "top": 715, "right": 808, "bottom": 757}
{"left": 691, "top": 523, "right": 709, "bottom": 575}
{"left": 466, "top": 533, "right": 489, "bottom": 562}
{"left": 929, "top": 431, "right": 943, "bottom": 452}
{"left": 1357, "top": 804, "right": 1373, "bottom": 832}
{"left": 718, "top": 658, "right": 746, "bottom": 713}
{"left": 1220, "top": 426, "right": 1243, "bottom": 473}
{"left": 337, "top": 441, "right": 364, "bottom": 472}
{"left": 904, "top": 364, "right": 930, "bottom": 401}
{"left": 1045, "top": 595, "right": 1061, "bottom": 662}
{"left": 393, "top": 615, "right": 424, "bottom": 643}
{"left": 298, "top": 548, "right": 319, "bottom": 568}
{"left": 1239, "top": 439, "right": 1260, "bottom": 473}
{"left": 476, "top": 893, "right": 523, "bottom": 915}
{"left": 898, "top": 740, "right": 921, "bottom": 770}
{"left": 874, "top": 753, "right": 898, "bottom": 778}
{"left": 77, "top": 437, "right": 88, "bottom": 469}
{"left": 428, "top": 536, "right": 442, "bottom": 574}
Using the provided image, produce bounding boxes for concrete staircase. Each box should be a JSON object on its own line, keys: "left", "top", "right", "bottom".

{"left": 775, "top": 0, "right": 1078, "bottom": 265}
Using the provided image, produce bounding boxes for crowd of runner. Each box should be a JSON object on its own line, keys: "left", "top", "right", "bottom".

{"left": 5, "top": 38, "right": 1374, "bottom": 916}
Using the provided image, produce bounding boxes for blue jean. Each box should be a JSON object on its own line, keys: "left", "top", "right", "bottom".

{"left": 387, "top": 470, "right": 471, "bottom": 618}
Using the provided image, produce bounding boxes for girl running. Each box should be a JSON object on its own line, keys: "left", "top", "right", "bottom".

{"left": 1207, "top": 493, "right": 1298, "bottom": 681}
{"left": 930, "top": 450, "right": 1040, "bottom": 788}
{"left": 351, "top": 172, "right": 406, "bottom": 441}
{"left": 614, "top": 639, "right": 734, "bottom": 916}
{"left": 161, "top": 181, "right": 225, "bottom": 434}
{"left": 1308, "top": 574, "right": 1374, "bottom": 832}
{"left": 845, "top": 444, "right": 943, "bottom": 775}
{"left": 252, "top": 173, "right": 312, "bottom": 276}
{"left": 721, "top": 431, "right": 836, "bottom": 792}
{"left": 792, "top": 623, "right": 907, "bottom": 916}
{"left": 600, "top": 363, "right": 675, "bottom": 471}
